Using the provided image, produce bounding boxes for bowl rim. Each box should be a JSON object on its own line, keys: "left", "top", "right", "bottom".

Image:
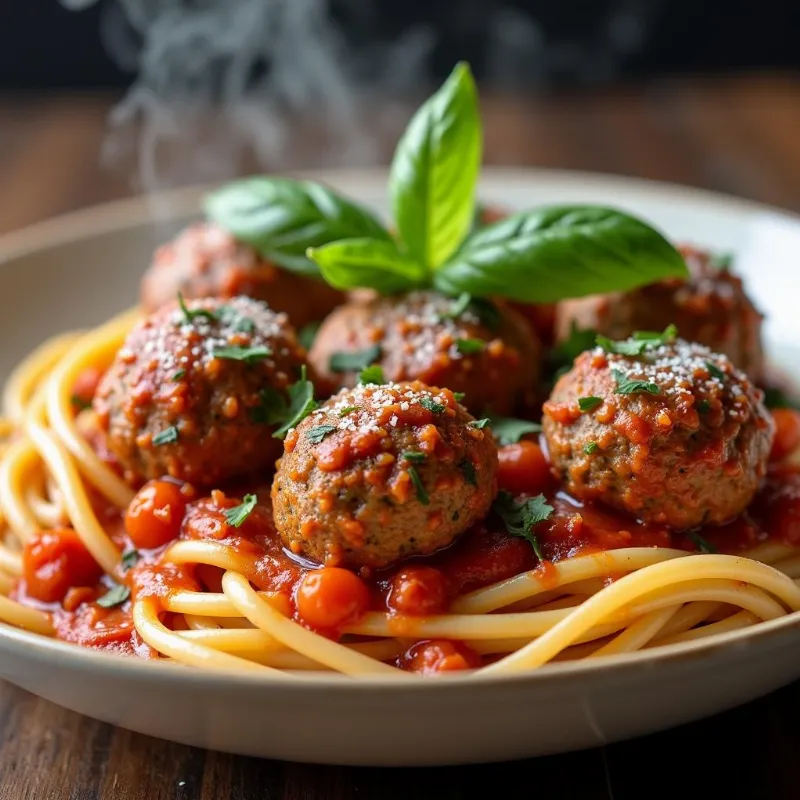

{"left": 1, "top": 164, "right": 799, "bottom": 691}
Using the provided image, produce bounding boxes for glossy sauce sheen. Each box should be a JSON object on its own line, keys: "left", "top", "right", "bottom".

{"left": 14, "top": 419, "right": 800, "bottom": 672}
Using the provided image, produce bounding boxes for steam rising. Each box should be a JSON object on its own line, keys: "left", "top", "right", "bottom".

{"left": 62, "top": 1, "right": 663, "bottom": 196}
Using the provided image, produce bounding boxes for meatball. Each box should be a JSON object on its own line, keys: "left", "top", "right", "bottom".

{"left": 272, "top": 381, "right": 498, "bottom": 568}
{"left": 140, "top": 222, "right": 344, "bottom": 330}
{"left": 555, "top": 244, "right": 765, "bottom": 380}
{"left": 308, "top": 290, "right": 541, "bottom": 416}
{"left": 95, "top": 296, "right": 310, "bottom": 488}
{"left": 542, "top": 337, "right": 774, "bottom": 529}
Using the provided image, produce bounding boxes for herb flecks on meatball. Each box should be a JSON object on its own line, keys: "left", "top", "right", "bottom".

{"left": 272, "top": 381, "right": 498, "bottom": 569}
{"left": 542, "top": 336, "right": 774, "bottom": 530}
{"left": 555, "top": 245, "right": 765, "bottom": 381}
{"left": 140, "top": 222, "right": 343, "bottom": 329}
{"left": 95, "top": 296, "right": 311, "bottom": 488}
{"left": 308, "top": 290, "right": 541, "bottom": 416}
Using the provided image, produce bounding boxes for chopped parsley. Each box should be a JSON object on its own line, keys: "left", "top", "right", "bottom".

{"left": 223, "top": 494, "right": 258, "bottom": 528}
{"left": 272, "top": 366, "right": 318, "bottom": 439}
{"left": 763, "top": 387, "right": 800, "bottom": 411}
{"left": 578, "top": 396, "right": 603, "bottom": 412}
{"left": 470, "top": 418, "right": 490, "bottom": 430}
{"left": 152, "top": 426, "right": 179, "bottom": 446}
{"left": 493, "top": 491, "right": 553, "bottom": 560}
{"left": 698, "top": 399, "right": 711, "bottom": 415}
{"left": 420, "top": 396, "right": 446, "bottom": 413}
{"left": 298, "top": 322, "right": 320, "bottom": 351}
{"left": 596, "top": 324, "right": 677, "bottom": 356}
{"left": 338, "top": 405, "right": 358, "bottom": 417}
{"left": 96, "top": 582, "right": 130, "bottom": 608}
{"left": 358, "top": 365, "right": 386, "bottom": 385}
{"left": 612, "top": 369, "right": 660, "bottom": 396}
{"left": 212, "top": 345, "right": 271, "bottom": 364}
{"left": 460, "top": 458, "right": 477, "bottom": 486}
{"left": 249, "top": 387, "right": 288, "bottom": 425}
{"left": 453, "top": 392, "right": 466, "bottom": 402}
{"left": 233, "top": 316, "right": 255, "bottom": 334}
{"left": 706, "top": 361, "right": 727, "bottom": 381}
{"left": 329, "top": 345, "right": 382, "bottom": 373}
{"left": 177, "top": 292, "right": 218, "bottom": 324}
{"left": 171, "top": 369, "right": 186, "bottom": 381}
{"left": 488, "top": 416, "right": 542, "bottom": 446}
{"left": 687, "top": 530, "right": 717, "bottom": 554}
{"left": 402, "top": 451, "right": 427, "bottom": 463}
{"left": 307, "top": 424, "right": 336, "bottom": 444}
{"left": 455, "top": 338, "right": 485, "bottom": 355}
{"left": 120, "top": 549, "right": 140, "bottom": 571}
{"left": 709, "top": 251, "right": 733, "bottom": 271}
{"left": 584, "top": 441, "right": 599, "bottom": 454}
{"left": 445, "top": 292, "right": 472, "bottom": 319}
{"left": 70, "top": 395, "right": 92, "bottom": 412}
{"left": 407, "top": 466, "right": 429, "bottom": 505}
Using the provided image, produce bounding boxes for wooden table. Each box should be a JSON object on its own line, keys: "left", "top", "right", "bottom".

{"left": 1, "top": 74, "right": 800, "bottom": 798}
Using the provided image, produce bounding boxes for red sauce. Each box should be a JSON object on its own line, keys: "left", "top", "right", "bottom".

{"left": 14, "top": 410, "right": 800, "bottom": 672}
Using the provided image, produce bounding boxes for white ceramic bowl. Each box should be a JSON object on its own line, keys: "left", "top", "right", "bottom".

{"left": 1, "top": 168, "right": 799, "bottom": 766}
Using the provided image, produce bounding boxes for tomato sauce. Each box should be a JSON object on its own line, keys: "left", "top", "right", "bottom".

{"left": 14, "top": 411, "right": 800, "bottom": 671}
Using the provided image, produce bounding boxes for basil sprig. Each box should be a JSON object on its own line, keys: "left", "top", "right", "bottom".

{"left": 305, "top": 62, "right": 688, "bottom": 301}
{"left": 204, "top": 178, "right": 390, "bottom": 277}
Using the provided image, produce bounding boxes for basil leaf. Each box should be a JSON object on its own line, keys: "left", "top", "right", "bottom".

{"left": 307, "top": 238, "right": 427, "bottom": 294}
{"left": 272, "top": 366, "right": 318, "bottom": 439}
{"left": 434, "top": 206, "right": 688, "bottom": 303}
{"left": 97, "top": 583, "right": 130, "bottom": 608}
{"left": 488, "top": 416, "right": 542, "bottom": 446}
{"left": 389, "top": 61, "right": 482, "bottom": 270}
{"left": 204, "top": 178, "right": 391, "bottom": 277}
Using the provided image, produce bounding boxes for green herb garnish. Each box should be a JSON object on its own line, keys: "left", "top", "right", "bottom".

{"left": 402, "top": 451, "right": 427, "bottom": 463}
{"left": 70, "top": 395, "right": 92, "bottom": 412}
{"left": 407, "top": 466, "right": 430, "bottom": 505}
{"left": 453, "top": 392, "right": 466, "bottom": 402}
{"left": 493, "top": 491, "right": 552, "bottom": 560}
{"left": 488, "top": 416, "right": 542, "bottom": 446}
{"left": 120, "top": 550, "right": 140, "bottom": 571}
{"left": 304, "top": 63, "right": 687, "bottom": 303}
{"left": 212, "top": 345, "right": 271, "bottom": 364}
{"left": 358, "top": 365, "right": 386, "bottom": 385}
{"left": 177, "top": 292, "right": 218, "bottom": 324}
{"left": 612, "top": 369, "right": 660, "bottom": 396}
{"left": 223, "top": 494, "right": 258, "bottom": 528}
{"left": 709, "top": 251, "right": 733, "bottom": 271}
{"left": 698, "top": 399, "right": 711, "bottom": 415}
{"left": 248, "top": 387, "right": 288, "bottom": 425}
{"left": 584, "top": 442, "right": 599, "bottom": 454}
{"left": 763, "top": 387, "right": 800, "bottom": 411}
{"left": 298, "top": 321, "right": 320, "bottom": 351}
{"left": 96, "top": 583, "right": 130, "bottom": 608}
{"left": 578, "top": 396, "right": 603, "bottom": 412}
{"left": 706, "top": 361, "right": 727, "bottom": 381}
{"left": 470, "top": 418, "right": 490, "bottom": 430}
{"left": 445, "top": 292, "right": 472, "bottom": 319}
{"left": 460, "top": 459, "right": 477, "bottom": 486}
{"left": 596, "top": 324, "right": 678, "bottom": 356}
{"left": 420, "top": 396, "right": 446, "bottom": 413}
{"left": 272, "top": 366, "right": 318, "bottom": 439}
{"left": 330, "top": 345, "right": 382, "bottom": 373}
{"left": 171, "top": 369, "right": 186, "bottom": 381}
{"left": 687, "top": 530, "right": 717, "bottom": 554}
{"left": 338, "top": 405, "right": 358, "bottom": 417}
{"left": 456, "top": 338, "right": 485, "bottom": 355}
{"left": 307, "top": 425, "right": 337, "bottom": 444}
{"left": 152, "top": 426, "right": 179, "bottom": 446}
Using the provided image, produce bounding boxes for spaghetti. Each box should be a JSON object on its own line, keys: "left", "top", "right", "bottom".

{"left": 0, "top": 308, "right": 798, "bottom": 677}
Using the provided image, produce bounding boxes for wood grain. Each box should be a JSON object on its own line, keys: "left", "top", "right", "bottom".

{"left": 0, "top": 74, "right": 798, "bottom": 798}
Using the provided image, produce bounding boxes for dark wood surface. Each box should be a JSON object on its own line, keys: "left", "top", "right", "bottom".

{"left": 1, "top": 73, "right": 800, "bottom": 798}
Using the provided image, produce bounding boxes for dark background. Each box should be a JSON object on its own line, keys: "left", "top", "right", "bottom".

{"left": 3, "top": 0, "right": 799, "bottom": 91}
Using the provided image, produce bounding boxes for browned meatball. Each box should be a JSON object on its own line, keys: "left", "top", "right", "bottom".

{"left": 308, "top": 291, "right": 541, "bottom": 416}
{"left": 555, "top": 244, "right": 765, "bottom": 380}
{"left": 140, "top": 222, "right": 344, "bottom": 330}
{"left": 272, "top": 381, "right": 498, "bottom": 568}
{"left": 95, "top": 296, "right": 310, "bottom": 488}
{"left": 542, "top": 337, "right": 774, "bottom": 529}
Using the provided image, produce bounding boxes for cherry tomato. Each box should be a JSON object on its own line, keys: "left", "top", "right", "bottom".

{"left": 125, "top": 479, "right": 189, "bottom": 550}
{"left": 771, "top": 409, "right": 800, "bottom": 462}
{"left": 23, "top": 528, "right": 102, "bottom": 604}
{"left": 387, "top": 566, "right": 448, "bottom": 616}
{"left": 497, "top": 440, "right": 552, "bottom": 495}
{"left": 295, "top": 567, "right": 370, "bottom": 631}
